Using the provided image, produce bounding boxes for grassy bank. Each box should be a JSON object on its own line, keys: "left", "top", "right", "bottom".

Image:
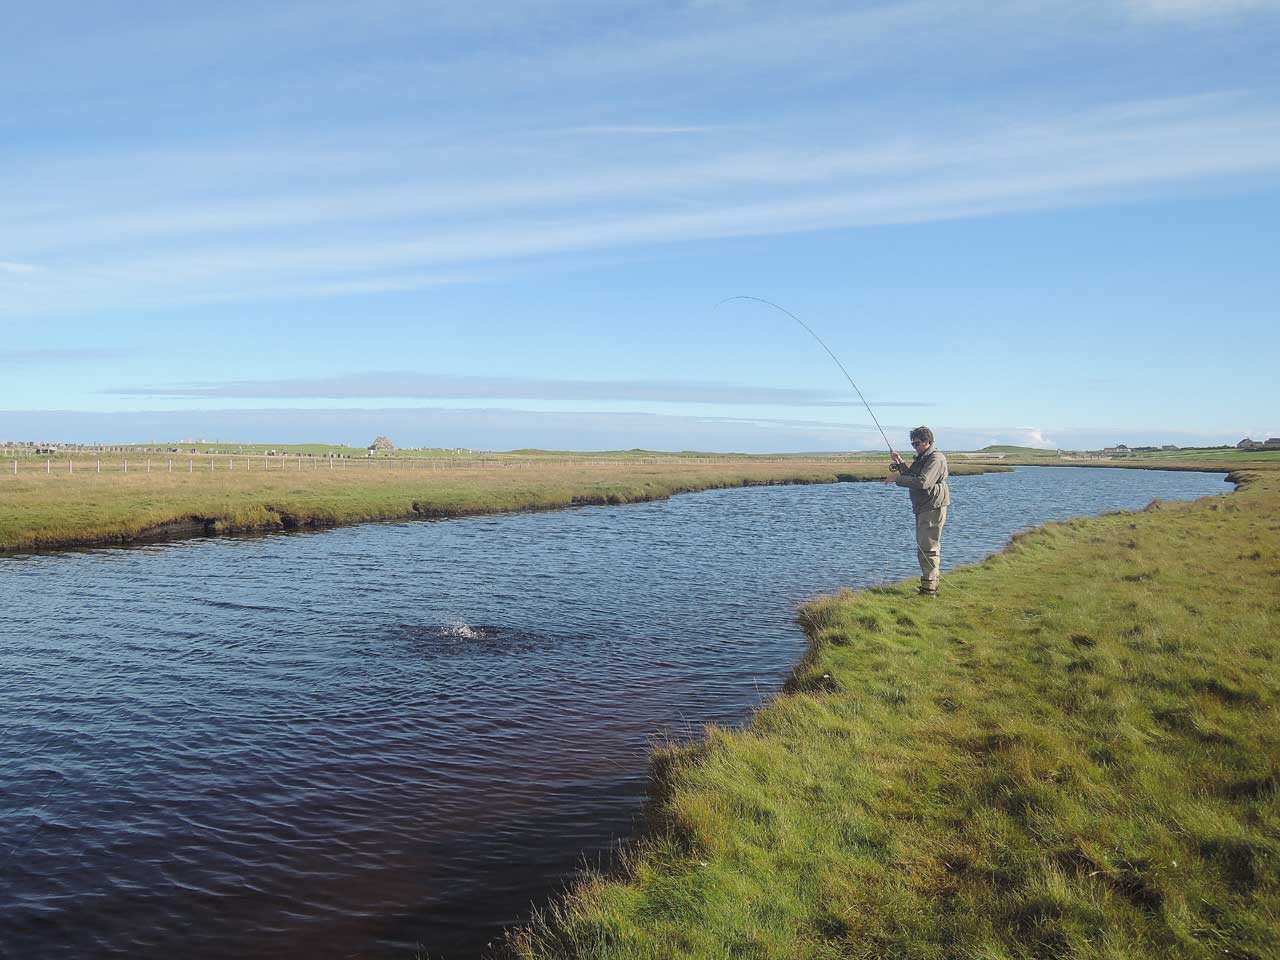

{"left": 0, "top": 458, "right": 1001, "bottom": 554}
{"left": 958, "top": 445, "right": 1280, "bottom": 466}
{"left": 508, "top": 466, "right": 1279, "bottom": 960}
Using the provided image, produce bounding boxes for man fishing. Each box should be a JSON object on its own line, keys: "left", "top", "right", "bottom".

{"left": 716, "top": 300, "right": 951, "bottom": 595}
{"left": 887, "top": 426, "right": 951, "bottom": 596}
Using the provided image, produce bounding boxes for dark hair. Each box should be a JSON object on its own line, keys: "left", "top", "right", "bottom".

{"left": 909, "top": 426, "right": 934, "bottom": 445}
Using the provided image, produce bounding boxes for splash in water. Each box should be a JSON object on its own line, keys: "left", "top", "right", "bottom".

{"left": 440, "top": 617, "right": 481, "bottom": 640}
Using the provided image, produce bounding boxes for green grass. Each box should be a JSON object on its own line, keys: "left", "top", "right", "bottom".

{"left": 506, "top": 465, "right": 1280, "bottom": 960}
{"left": 963, "top": 446, "right": 1280, "bottom": 466}
{"left": 976, "top": 445, "right": 1065, "bottom": 457}
{"left": 1125, "top": 449, "right": 1280, "bottom": 463}
{"left": 0, "top": 457, "right": 1002, "bottom": 553}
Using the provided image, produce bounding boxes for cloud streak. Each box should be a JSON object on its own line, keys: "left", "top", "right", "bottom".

{"left": 0, "top": 347, "right": 123, "bottom": 364}
{"left": 1127, "top": 0, "right": 1279, "bottom": 19}
{"left": 100, "top": 370, "right": 932, "bottom": 408}
{"left": 0, "top": 406, "right": 1243, "bottom": 454}
{"left": 5, "top": 93, "right": 1279, "bottom": 315}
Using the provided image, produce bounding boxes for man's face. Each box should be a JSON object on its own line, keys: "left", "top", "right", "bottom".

{"left": 910, "top": 437, "right": 930, "bottom": 454}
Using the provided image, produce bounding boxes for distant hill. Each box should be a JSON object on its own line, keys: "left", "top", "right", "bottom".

{"left": 976, "top": 445, "right": 1061, "bottom": 455}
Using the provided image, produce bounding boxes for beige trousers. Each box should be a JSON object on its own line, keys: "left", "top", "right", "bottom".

{"left": 915, "top": 506, "right": 947, "bottom": 590}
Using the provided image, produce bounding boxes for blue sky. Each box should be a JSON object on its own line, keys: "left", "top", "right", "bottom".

{"left": 2, "top": 0, "right": 1278, "bottom": 452}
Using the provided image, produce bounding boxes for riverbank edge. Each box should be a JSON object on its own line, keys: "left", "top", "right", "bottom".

{"left": 505, "top": 465, "right": 1275, "bottom": 958}
{"left": 0, "top": 458, "right": 1229, "bottom": 558}
{"left": 0, "top": 462, "right": 1011, "bottom": 556}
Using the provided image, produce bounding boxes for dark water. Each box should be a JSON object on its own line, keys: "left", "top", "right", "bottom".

{"left": 0, "top": 467, "right": 1227, "bottom": 959}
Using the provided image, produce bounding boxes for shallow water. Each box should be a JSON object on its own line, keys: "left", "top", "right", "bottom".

{"left": 0, "top": 467, "right": 1228, "bottom": 958}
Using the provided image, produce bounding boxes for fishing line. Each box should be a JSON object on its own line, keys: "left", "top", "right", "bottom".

{"left": 719, "top": 296, "right": 975, "bottom": 599}
{"left": 716, "top": 295, "right": 896, "bottom": 456}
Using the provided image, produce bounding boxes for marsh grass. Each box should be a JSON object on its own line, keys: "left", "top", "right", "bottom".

{"left": 507, "top": 467, "right": 1280, "bottom": 959}
{"left": 0, "top": 458, "right": 1004, "bottom": 553}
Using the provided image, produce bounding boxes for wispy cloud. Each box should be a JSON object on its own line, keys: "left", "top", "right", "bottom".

{"left": 100, "top": 370, "right": 931, "bottom": 408}
{"left": 3, "top": 1, "right": 1274, "bottom": 446}
{"left": 0, "top": 406, "right": 1243, "bottom": 453}
{"left": 0, "top": 348, "right": 122, "bottom": 364}
{"left": 5, "top": 93, "right": 1279, "bottom": 315}
{"left": 1127, "top": 0, "right": 1279, "bottom": 19}
{"left": 560, "top": 125, "right": 724, "bottom": 136}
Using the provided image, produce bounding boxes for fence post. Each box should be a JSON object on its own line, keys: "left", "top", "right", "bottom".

{"left": 189, "top": 460, "right": 193, "bottom": 472}
{"left": 11, "top": 459, "right": 15, "bottom": 475}
{"left": 97, "top": 459, "right": 101, "bottom": 473}
{"left": 168, "top": 459, "right": 172, "bottom": 472}
{"left": 70, "top": 460, "right": 74, "bottom": 474}
{"left": 47, "top": 459, "right": 51, "bottom": 474}
{"left": 124, "top": 459, "right": 128, "bottom": 473}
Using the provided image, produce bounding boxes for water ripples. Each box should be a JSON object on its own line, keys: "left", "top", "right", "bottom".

{"left": 0, "top": 467, "right": 1228, "bottom": 959}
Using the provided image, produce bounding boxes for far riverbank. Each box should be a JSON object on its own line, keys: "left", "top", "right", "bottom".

{"left": 0, "top": 458, "right": 1006, "bottom": 555}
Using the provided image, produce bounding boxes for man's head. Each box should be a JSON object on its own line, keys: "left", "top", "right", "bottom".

{"left": 909, "top": 426, "right": 934, "bottom": 453}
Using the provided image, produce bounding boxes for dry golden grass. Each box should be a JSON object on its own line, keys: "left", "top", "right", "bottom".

{"left": 0, "top": 456, "right": 1000, "bottom": 553}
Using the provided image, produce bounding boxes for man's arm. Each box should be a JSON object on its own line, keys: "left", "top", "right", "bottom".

{"left": 895, "top": 452, "right": 945, "bottom": 490}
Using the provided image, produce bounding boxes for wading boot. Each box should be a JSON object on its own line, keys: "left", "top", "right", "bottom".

{"left": 918, "top": 584, "right": 938, "bottom": 597}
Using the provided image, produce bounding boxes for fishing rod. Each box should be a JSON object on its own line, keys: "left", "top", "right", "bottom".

{"left": 717, "top": 296, "right": 976, "bottom": 599}
{"left": 718, "top": 296, "right": 975, "bottom": 599}
{"left": 716, "top": 295, "right": 897, "bottom": 457}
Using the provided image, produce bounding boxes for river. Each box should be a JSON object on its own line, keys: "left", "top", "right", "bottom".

{"left": 0, "top": 466, "right": 1228, "bottom": 958}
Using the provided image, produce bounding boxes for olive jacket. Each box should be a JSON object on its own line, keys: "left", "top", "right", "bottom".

{"left": 893, "top": 446, "right": 951, "bottom": 515}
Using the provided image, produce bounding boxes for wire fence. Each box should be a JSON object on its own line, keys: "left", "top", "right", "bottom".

{"left": 1, "top": 452, "right": 832, "bottom": 478}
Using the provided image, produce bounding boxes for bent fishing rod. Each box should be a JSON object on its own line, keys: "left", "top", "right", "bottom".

{"left": 719, "top": 296, "right": 972, "bottom": 597}
{"left": 716, "top": 296, "right": 898, "bottom": 458}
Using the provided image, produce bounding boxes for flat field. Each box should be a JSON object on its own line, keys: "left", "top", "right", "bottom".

{"left": 510, "top": 465, "right": 1280, "bottom": 960}
{"left": 0, "top": 455, "right": 999, "bottom": 554}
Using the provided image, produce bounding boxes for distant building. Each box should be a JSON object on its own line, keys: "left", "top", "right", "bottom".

{"left": 1267, "top": 438, "right": 1280, "bottom": 448}
{"left": 368, "top": 436, "right": 396, "bottom": 453}
{"left": 1161, "top": 445, "right": 1178, "bottom": 451}
{"left": 1238, "top": 438, "right": 1262, "bottom": 450}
